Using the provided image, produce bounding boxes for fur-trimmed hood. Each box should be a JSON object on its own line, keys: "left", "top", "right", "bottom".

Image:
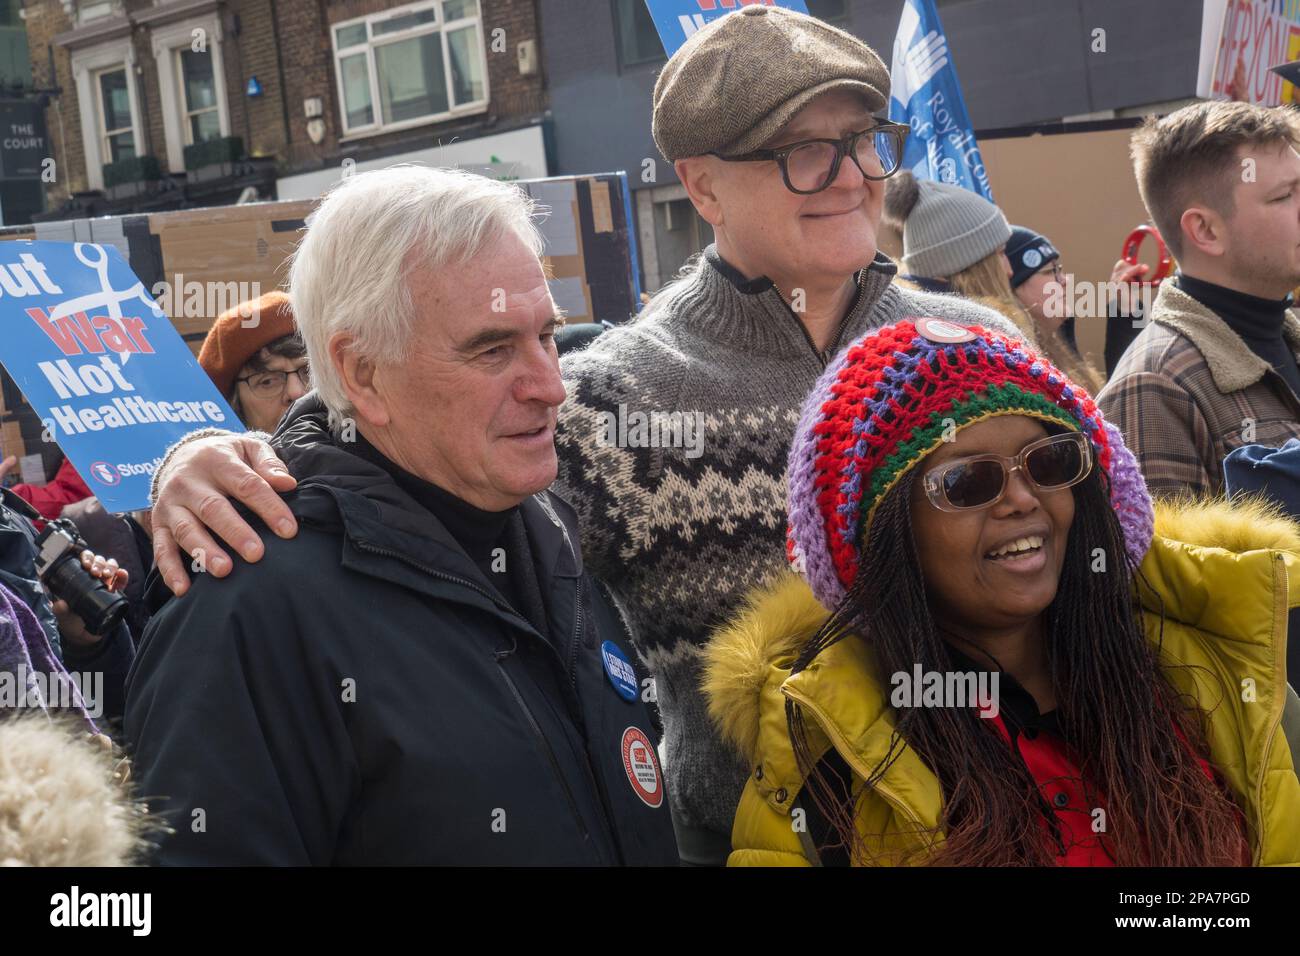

{"left": 0, "top": 718, "right": 155, "bottom": 866}
{"left": 704, "top": 497, "right": 1300, "bottom": 768}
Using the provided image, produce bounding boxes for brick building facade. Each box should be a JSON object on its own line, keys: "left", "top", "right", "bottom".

{"left": 22, "top": 0, "right": 548, "bottom": 218}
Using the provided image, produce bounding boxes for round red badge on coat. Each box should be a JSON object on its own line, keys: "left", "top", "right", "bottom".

{"left": 621, "top": 727, "right": 664, "bottom": 808}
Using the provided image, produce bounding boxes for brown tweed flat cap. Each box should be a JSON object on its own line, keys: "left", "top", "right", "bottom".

{"left": 652, "top": 5, "right": 890, "bottom": 162}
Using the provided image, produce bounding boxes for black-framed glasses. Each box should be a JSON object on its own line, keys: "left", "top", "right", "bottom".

{"left": 710, "top": 122, "right": 909, "bottom": 195}
{"left": 236, "top": 365, "right": 312, "bottom": 397}
{"left": 922, "top": 432, "right": 1093, "bottom": 512}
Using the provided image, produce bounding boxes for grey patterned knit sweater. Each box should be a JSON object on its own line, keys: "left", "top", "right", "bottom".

{"left": 554, "top": 246, "right": 1020, "bottom": 835}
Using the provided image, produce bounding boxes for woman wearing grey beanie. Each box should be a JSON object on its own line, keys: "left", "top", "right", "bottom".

{"left": 885, "top": 171, "right": 1102, "bottom": 392}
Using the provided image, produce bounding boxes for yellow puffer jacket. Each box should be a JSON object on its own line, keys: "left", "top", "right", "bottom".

{"left": 703, "top": 499, "right": 1300, "bottom": 866}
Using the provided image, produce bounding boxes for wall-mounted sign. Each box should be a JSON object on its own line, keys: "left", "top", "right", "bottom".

{"left": 0, "top": 100, "right": 48, "bottom": 180}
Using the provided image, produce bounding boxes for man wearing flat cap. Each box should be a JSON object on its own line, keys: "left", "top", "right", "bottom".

{"left": 146, "top": 6, "right": 1021, "bottom": 865}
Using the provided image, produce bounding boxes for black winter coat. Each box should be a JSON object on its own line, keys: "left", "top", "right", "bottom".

{"left": 125, "top": 406, "right": 679, "bottom": 865}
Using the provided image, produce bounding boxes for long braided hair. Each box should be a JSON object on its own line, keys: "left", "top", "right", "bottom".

{"left": 786, "top": 462, "right": 1250, "bottom": 866}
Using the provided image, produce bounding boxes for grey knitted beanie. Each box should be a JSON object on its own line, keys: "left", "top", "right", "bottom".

{"left": 890, "top": 174, "right": 1011, "bottom": 278}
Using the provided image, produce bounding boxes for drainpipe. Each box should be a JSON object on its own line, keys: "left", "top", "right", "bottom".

{"left": 228, "top": 9, "right": 253, "bottom": 151}
{"left": 269, "top": 0, "right": 292, "bottom": 156}
{"left": 46, "top": 43, "right": 68, "bottom": 195}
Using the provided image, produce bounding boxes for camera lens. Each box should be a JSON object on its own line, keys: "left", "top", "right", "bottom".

{"left": 43, "top": 551, "right": 129, "bottom": 636}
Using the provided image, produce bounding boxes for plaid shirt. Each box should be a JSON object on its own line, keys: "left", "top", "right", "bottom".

{"left": 1097, "top": 281, "right": 1300, "bottom": 499}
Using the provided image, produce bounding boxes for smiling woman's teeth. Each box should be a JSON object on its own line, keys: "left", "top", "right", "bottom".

{"left": 986, "top": 535, "right": 1045, "bottom": 559}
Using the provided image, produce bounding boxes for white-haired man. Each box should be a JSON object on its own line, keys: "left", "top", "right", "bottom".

{"left": 124, "top": 166, "right": 679, "bottom": 865}
{"left": 141, "top": 8, "right": 1018, "bottom": 864}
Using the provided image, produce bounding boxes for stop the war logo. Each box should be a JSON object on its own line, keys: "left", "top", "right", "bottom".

{"left": 0, "top": 242, "right": 242, "bottom": 512}
{"left": 89, "top": 461, "right": 121, "bottom": 486}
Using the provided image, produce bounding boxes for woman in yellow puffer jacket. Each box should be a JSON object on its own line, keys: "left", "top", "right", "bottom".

{"left": 704, "top": 318, "right": 1300, "bottom": 866}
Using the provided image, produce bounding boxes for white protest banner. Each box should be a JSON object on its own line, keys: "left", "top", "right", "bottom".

{"left": 1202, "top": 0, "right": 1300, "bottom": 105}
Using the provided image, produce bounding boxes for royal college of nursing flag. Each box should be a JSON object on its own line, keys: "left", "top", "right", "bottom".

{"left": 888, "top": 0, "right": 994, "bottom": 200}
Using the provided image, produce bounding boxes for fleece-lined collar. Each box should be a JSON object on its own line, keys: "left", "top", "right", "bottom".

{"left": 1151, "top": 281, "right": 1300, "bottom": 394}
{"left": 703, "top": 498, "right": 1300, "bottom": 815}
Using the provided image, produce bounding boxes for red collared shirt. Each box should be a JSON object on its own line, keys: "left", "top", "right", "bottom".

{"left": 984, "top": 671, "right": 1232, "bottom": 866}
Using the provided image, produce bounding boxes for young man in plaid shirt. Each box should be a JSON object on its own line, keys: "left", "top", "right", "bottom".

{"left": 1099, "top": 101, "right": 1300, "bottom": 497}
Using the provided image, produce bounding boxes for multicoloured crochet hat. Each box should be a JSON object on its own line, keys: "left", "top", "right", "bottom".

{"left": 786, "top": 318, "right": 1154, "bottom": 610}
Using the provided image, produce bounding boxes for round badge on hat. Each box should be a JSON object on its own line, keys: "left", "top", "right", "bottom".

{"left": 621, "top": 726, "right": 664, "bottom": 808}
{"left": 1022, "top": 249, "right": 1043, "bottom": 269}
{"left": 601, "top": 640, "right": 638, "bottom": 702}
{"left": 915, "top": 317, "right": 977, "bottom": 344}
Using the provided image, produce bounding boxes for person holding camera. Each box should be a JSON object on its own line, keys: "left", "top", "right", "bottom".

{"left": 0, "top": 490, "right": 147, "bottom": 867}
{"left": 1, "top": 485, "right": 133, "bottom": 729}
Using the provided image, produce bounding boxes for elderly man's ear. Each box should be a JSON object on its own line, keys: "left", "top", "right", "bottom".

{"left": 329, "top": 332, "right": 391, "bottom": 428}
{"left": 675, "top": 157, "right": 725, "bottom": 228}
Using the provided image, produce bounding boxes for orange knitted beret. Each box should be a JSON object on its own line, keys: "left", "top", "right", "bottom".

{"left": 197, "top": 290, "right": 298, "bottom": 398}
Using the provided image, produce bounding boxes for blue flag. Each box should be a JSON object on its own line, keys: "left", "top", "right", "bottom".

{"left": 643, "top": 0, "right": 809, "bottom": 58}
{"left": 888, "top": 0, "right": 992, "bottom": 200}
{"left": 0, "top": 241, "right": 242, "bottom": 512}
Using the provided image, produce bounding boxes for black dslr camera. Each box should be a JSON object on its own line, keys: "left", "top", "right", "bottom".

{"left": 33, "top": 517, "right": 129, "bottom": 637}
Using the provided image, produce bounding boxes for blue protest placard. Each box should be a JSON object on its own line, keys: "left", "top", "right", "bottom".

{"left": 888, "top": 0, "right": 993, "bottom": 200}
{"left": 0, "top": 241, "right": 242, "bottom": 512}
{"left": 643, "top": 0, "right": 809, "bottom": 58}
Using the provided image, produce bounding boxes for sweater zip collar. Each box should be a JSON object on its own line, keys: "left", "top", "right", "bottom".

{"left": 766, "top": 267, "right": 873, "bottom": 367}
{"left": 696, "top": 244, "right": 897, "bottom": 359}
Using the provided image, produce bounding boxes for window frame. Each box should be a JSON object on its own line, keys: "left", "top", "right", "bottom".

{"left": 93, "top": 64, "right": 136, "bottom": 164}
{"left": 66, "top": 25, "right": 142, "bottom": 190}
{"left": 77, "top": 0, "right": 118, "bottom": 25}
{"left": 148, "top": 14, "right": 231, "bottom": 172}
{"left": 331, "top": 0, "right": 490, "bottom": 140}
{"left": 174, "top": 45, "right": 222, "bottom": 147}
